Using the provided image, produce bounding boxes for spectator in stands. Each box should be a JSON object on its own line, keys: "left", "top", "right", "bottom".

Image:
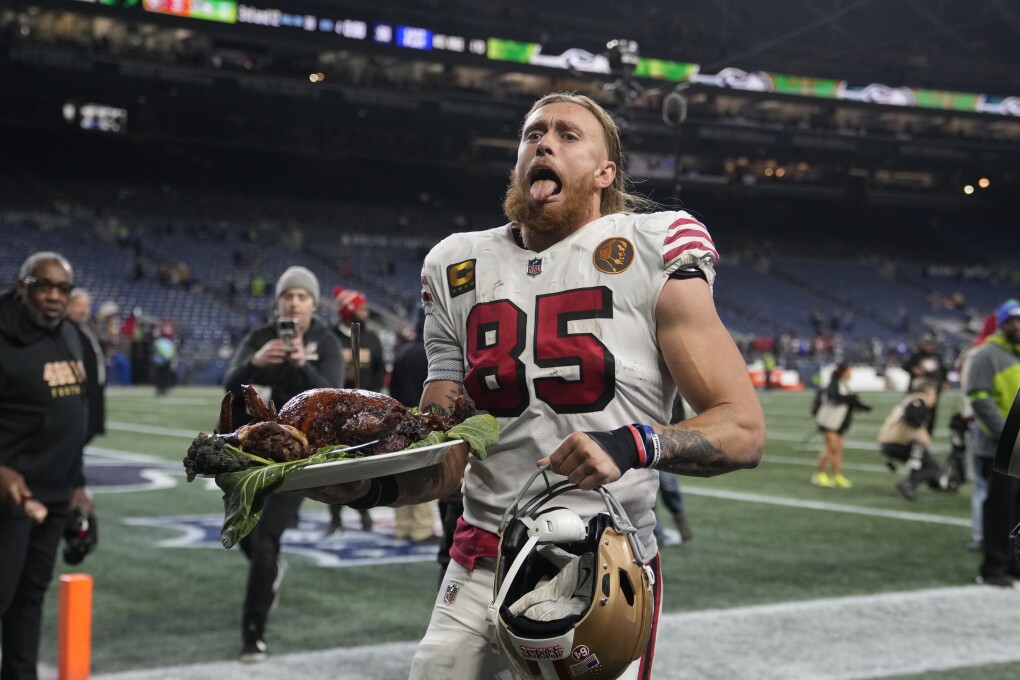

{"left": 68, "top": 289, "right": 106, "bottom": 443}
{"left": 223, "top": 265, "right": 344, "bottom": 662}
{"left": 387, "top": 312, "right": 440, "bottom": 547}
{"left": 326, "top": 287, "right": 385, "bottom": 535}
{"left": 901, "top": 331, "right": 948, "bottom": 434}
{"left": 812, "top": 363, "right": 871, "bottom": 489}
{"left": 895, "top": 306, "right": 910, "bottom": 333}
{"left": 965, "top": 299, "right": 1020, "bottom": 587}
{"left": 810, "top": 309, "right": 824, "bottom": 335}
{"left": 1, "top": 251, "right": 94, "bottom": 680}
{"left": 877, "top": 380, "right": 940, "bottom": 501}
{"left": 250, "top": 273, "right": 266, "bottom": 297}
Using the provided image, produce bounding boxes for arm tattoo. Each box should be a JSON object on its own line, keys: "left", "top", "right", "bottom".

{"left": 656, "top": 424, "right": 730, "bottom": 476}
{"left": 422, "top": 384, "right": 466, "bottom": 415}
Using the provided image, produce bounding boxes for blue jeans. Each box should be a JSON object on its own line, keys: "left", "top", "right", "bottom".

{"left": 653, "top": 471, "right": 684, "bottom": 540}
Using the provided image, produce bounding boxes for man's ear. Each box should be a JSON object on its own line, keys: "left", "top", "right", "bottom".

{"left": 594, "top": 161, "right": 617, "bottom": 189}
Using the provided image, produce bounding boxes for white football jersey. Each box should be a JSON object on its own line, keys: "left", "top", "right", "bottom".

{"left": 421, "top": 211, "right": 718, "bottom": 554}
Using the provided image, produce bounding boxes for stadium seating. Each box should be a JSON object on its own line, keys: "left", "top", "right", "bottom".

{"left": 2, "top": 179, "right": 1015, "bottom": 385}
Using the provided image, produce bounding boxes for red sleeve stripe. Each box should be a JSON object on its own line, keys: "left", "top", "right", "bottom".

{"left": 664, "top": 226, "right": 712, "bottom": 248}
{"left": 663, "top": 240, "right": 719, "bottom": 265}
{"left": 666, "top": 216, "right": 707, "bottom": 234}
{"left": 664, "top": 217, "right": 719, "bottom": 264}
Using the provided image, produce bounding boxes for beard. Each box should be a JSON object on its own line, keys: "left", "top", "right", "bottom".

{"left": 502, "top": 167, "right": 597, "bottom": 238}
{"left": 24, "top": 304, "right": 64, "bottom": 330}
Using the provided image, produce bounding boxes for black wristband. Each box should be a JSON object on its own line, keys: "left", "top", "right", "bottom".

{"left": 347, "top": 475, "right": 399, "bottom": 509}
{"left": 585, "top": 426, "right": 642, "bottom": 474}
{"left": 585, "top": 424, "right": 661, "bottom": 474}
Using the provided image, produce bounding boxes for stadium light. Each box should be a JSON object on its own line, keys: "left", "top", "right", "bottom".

{"left": 978, "top": 177, "right": 990, "bottom": 188}
{"left": 963, "top": 184, "right": 974, "bottom": 194}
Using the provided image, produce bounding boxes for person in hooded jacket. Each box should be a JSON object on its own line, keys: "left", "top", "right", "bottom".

{"left": 223, "top": 265, "right": 345, "bottom": 662}
{"left": 0, "top": 251, "right": 93, "bottom": 680}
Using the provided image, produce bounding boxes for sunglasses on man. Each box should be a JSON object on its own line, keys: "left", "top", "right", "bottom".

{"left": 22, "top": 277, "right": 74, "bottom": 296}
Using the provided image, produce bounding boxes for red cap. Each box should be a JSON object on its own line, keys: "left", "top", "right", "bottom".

{"left": 334, "top": 287, "right": 367, "bottom": 322}
{"left": 973, "top": 312, "right": 997, "bottom": 346}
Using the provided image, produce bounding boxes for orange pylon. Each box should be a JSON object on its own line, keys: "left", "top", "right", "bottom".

{"left": 58, "top": 574, "right": 92, "bottom": 680}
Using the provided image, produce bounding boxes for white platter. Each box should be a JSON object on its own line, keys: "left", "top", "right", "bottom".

{"left": 274, "top": 440, "right": 460, "bottom": 492}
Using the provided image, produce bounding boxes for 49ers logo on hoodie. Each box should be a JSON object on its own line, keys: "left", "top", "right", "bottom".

{"left": 44, "top": 360, "right": 86, "bottom": 398}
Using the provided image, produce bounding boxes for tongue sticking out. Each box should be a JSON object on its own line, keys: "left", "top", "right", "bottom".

{"left": 530, "top": 179, "right": 560, "bottom": 203}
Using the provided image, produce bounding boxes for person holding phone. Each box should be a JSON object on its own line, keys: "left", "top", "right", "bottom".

{"left": 222, "top": 265, "right": 344, "bottom": 662}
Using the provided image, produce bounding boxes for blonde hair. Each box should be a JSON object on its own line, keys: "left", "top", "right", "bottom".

{"left": 523, "top": 92, "right": 658, "bottom": 215}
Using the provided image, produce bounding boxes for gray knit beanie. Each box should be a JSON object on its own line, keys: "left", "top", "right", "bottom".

{"left": 275, "top": 266, "right": 320, "bottom": 305}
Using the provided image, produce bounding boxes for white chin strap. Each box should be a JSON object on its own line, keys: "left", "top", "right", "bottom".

{"left": 486, "top": 533, "right": 540, "bottom": 653}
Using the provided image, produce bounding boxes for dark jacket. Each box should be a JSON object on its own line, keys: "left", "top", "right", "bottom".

{"left": 901, "top": 350, "right": 947, "bottom": 391}
{"left": 333, "top": 322, "right": 386, "bottom": 392}
{"left": 74, "top": 321, "right": 106, "bottom": 442}
{"left": 0, "top": 290, "right": 88, "bottom": 503}
{"left": 223, "top": 317, "right": 345, "bottom": 427}
{"left": 388, "top": 339, "right": 428, "bottom": 408}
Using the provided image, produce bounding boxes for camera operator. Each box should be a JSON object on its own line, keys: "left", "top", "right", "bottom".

{"left": 223, "top": 265, "right": 344, "bottom": 661}
{"left": 966, "top": 299, "right": 1020, "bottom": 587}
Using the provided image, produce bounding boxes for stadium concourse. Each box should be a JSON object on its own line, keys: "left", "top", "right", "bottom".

{"left": 57, "top": 577, "right": 1020, "bottom": 680}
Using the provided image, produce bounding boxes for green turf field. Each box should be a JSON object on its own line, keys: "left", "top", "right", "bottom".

{"left": 36, "top": 385, "right": 1012, "bottom": 678}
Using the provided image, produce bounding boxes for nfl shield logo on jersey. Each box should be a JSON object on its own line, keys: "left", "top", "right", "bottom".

{"left": 527, "top": 257, "right": 543, "bottom": 277}
{"left": 442, "top": 582, "right": 460, "bottom": 605}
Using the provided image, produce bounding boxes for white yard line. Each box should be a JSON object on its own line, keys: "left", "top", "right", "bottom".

{"left": 682, "top": 486, "right": 970, "bottom": 526}
{"left": 764, "top": 454, "right": 892, "bottom": 473}
{"left": 106, "top": 421, "right": 200, "bottom": 438}
{"left": 84, "top": 585, "right": 1020, "bottom": 680}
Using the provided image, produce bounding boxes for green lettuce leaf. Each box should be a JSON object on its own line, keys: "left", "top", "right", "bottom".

{"left": 217, "top": 465, "right": 290, "bottom": 549}
{"left": 407, "top": 413, "right": 500, "bottom": 460}
{"left": 208, "top": 412, "right": 501, "bottom": 549}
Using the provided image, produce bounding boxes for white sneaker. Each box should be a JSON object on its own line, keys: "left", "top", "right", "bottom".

{"left": 270, "top": 558, "right": 287, "bottom": 612}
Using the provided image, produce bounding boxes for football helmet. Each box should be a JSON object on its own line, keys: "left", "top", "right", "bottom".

{"left": 487, "top": 466, "right": 655, "bottom": 680}
{"left": 63, "top": 503, "right": 98, "bottom": 565}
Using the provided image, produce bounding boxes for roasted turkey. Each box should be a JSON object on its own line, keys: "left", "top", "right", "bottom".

{"left": 202, "top": 384, "right": 474, "bottom": 463}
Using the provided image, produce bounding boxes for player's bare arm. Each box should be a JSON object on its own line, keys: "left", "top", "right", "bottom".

{"left": 391, "top": 379, "right": 470, "bottom": 505}
{"left": 654, "top": 276, "right": 766, "bottom": 476}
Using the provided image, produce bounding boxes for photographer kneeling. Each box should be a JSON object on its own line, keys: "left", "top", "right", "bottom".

{"left": 877, "top": 379, "right": 940, "bottom": 501}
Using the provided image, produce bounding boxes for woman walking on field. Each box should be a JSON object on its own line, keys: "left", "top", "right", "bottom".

{"left": 812, "top": 363, "right": 871, "bottom": 488}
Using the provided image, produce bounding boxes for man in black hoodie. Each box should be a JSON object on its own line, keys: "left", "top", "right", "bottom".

{"left": 222, "top": 265, "right": 344, "bottom": 663}
{"left": 0, "top": 251, "right": 92, "bottom": 680}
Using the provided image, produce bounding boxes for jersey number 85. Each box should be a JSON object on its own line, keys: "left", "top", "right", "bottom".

{"left": 464, "top": 287, "right": 616, "bottom": 417}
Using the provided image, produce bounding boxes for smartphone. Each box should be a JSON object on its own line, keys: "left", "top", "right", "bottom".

{"left": 277, "top": 318, "right": 297, "bottom": 339}
{"left": 277, "top": 318, "right": 297, "bottom": 355}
